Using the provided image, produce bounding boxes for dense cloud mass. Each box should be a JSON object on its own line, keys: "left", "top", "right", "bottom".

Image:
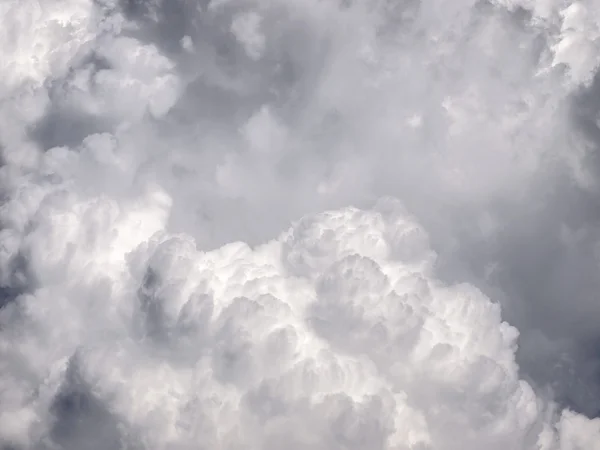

{"left": 3, "top": 0, "right": 600, "bottom": 448}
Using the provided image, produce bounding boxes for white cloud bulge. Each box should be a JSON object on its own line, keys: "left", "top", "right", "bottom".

{"left": 3, "top": 0, "right": 600, "bottom": 449}
{"left": 3, "top": 192, "right": 599, "bottom": 449}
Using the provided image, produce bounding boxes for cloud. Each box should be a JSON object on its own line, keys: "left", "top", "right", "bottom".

{"left": 1, "top": 192, "right": 599, "bottom": 449}
{"left": 3, "top": 0, "right": 600, "bottom": 448}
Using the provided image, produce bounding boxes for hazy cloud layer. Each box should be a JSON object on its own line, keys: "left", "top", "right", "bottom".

{"left": 3, "top": 0, "right": 600, "bottom": 448}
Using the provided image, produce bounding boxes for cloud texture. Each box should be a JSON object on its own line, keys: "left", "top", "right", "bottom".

{"left": 3, "top": 0, "right": 600, "bottom": 448}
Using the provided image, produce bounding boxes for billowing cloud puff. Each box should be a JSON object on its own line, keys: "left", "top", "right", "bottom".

{"left": 1, "top": 192, "right": 598, "bottom": 449}
{"left": 3, "top": 0, "right": 600, "bottom": 448}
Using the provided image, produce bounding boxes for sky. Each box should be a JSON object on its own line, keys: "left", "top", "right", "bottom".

{"left": 2, "top": 0, "right": 600, "bottom": 448}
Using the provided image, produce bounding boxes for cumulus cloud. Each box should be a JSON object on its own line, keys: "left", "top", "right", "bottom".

{"left": 2, "top": 194, "right": 599, "bottom": 449}
{"left": 3, "top": 0, "right": 600, "bottom": 448}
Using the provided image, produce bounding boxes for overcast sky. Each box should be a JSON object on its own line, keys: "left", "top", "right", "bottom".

{"left": 2, "top": 0, "right": 600, "bottom": 448}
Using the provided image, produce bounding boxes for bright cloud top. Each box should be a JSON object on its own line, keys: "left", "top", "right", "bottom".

{"left": 3, "top": 0, "right": 600, "bottom": 448}
{"left": 1, "top": 191, "right": 599, "bottom": 449}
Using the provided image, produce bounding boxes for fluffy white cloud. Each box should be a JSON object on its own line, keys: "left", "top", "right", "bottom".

{"left": 1, "top": 191, "right": 599, "bottom": 449}
{"left": 3, "top": 0, "right": 600, "bottom": 448}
